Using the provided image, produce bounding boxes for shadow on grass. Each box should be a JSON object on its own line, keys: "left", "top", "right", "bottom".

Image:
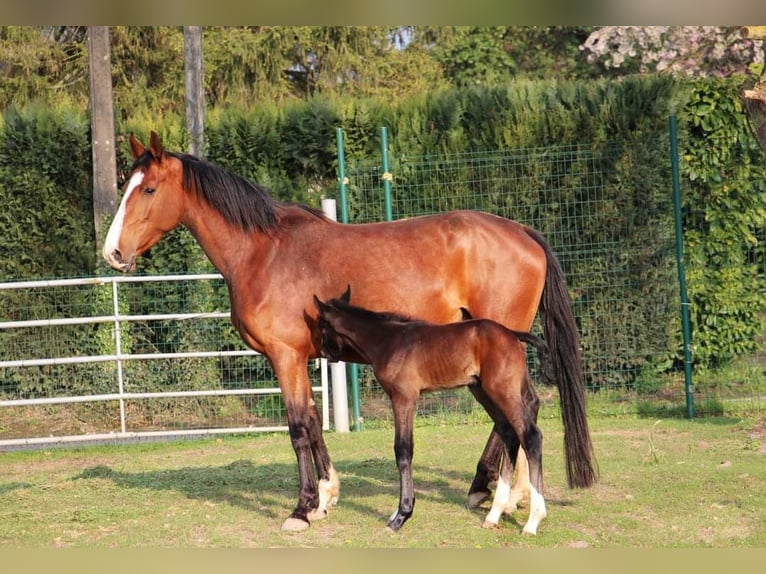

{"left": 72, "top": 457, "right": 578, "bottom": 528}
{"left": 0, "top": 482, "right": 32, "bottom": 495}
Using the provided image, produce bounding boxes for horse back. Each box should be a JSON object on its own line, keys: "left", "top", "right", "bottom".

{"left": 312, "top": 211, "right": 547, "bottom": 327}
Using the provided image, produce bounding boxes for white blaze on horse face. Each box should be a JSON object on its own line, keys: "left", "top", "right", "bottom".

{"left": 103, "top": 170, "right": 144, "bottom": 261}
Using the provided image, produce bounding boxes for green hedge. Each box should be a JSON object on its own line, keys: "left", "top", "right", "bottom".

{"left": 1, "top": 74, "right": 765, "bottom": 402}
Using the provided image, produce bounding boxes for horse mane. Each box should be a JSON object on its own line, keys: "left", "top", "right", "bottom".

{"left": 133, "top": 150, "right": 326, "bottom": 233}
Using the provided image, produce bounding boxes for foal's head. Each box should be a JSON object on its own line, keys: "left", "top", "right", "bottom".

{"left": 313, "top": 286, "right": 416, "bottom": 361}
{"left": 313, "top": 287, "right": 353, "bottom": 361}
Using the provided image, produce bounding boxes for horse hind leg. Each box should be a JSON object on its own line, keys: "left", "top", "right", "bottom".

{"left": 482, "top": 444, "right": 514, "bottom": 528}
{"left": 466, "top": 415, "right": 504, "bottom": 508}
{"left": 505, "top": 433, "right": 531, "bottom": 513}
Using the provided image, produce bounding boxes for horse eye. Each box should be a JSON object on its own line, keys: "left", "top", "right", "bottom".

{"left": 143, "top": 187, "right": 156, "bottom": 195}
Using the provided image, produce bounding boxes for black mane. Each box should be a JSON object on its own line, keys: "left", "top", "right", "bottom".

{"left": 132, "top": 150, "right": 326, "bottom": 233}
{"left": 326, "top": 297, "right": 422, "bottom": 325}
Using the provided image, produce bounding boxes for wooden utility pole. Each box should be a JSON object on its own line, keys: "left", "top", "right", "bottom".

{"left": 184, "top": 26, "right": 205, "bottom": 158}
{"left": 88, "top": 26, "right": 118, "bottom": 256}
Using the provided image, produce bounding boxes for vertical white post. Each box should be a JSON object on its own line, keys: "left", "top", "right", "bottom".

{"left": 319, "top": 358, "right": 330, "bottom": 431}
{"left": 321, "top": 198, "right": 350, "bottom": 433}
{"left": 112, "top": 281, "right": 127, "bottom": 434}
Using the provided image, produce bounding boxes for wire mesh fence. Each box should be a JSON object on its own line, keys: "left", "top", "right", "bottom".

{"left": 342, "top": 137, "right": 701, "bottom": 423}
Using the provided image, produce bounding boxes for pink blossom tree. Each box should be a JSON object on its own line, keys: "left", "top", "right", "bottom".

{"left": 580, "top": 26, "right": 763, "bottom": 78}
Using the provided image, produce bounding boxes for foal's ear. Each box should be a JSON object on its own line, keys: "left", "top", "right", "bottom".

{"left": 313, "top": 294, "right": 326, "bottom": 313}
{"left": 128, "top": 133, "right": 145, "bottom": 160}
{"left": 340, "top": 284, "right": 351, "bottom": 303}
{"left": 148, "top": 131, "right": 165, "bottom": 161}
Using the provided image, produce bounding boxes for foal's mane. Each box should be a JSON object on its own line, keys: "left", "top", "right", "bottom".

{"left": 327, "top": 297, "right": 423, "bottom": 326}
{"left": 132, "top": 151, "right": 327, "bottom": 233}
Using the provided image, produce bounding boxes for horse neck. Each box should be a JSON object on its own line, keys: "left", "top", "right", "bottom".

{"left": 180, "top": 195, "right": 270, "bottom": 279}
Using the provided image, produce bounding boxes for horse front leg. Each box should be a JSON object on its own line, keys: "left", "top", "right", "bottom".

{"left": 270, "top": 348, "right": 334, "bottom": 532}
{"left": 307, "top": 399, "right": 339, "bottom": 521}
{"left": 387, "top": 393, "right": 417, "bottom": 531}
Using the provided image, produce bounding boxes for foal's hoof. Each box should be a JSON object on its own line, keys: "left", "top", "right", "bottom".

{"left": 481, "top": 520, "right": 500, "bottom": 530}
{"left": 468, "top": 490, "right": 491, "bottom": 509}
{"left": 307, "top": 507, "right": 328, "bottom": 521}
{"left": 281, "top": 517, "right": 310, "bottom": 533}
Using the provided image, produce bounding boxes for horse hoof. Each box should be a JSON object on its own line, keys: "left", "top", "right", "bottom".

{"left": 307, "top": 508, "right": 328, "bottom": 521}
{"left": 481, "top": 520, "right": 499, "bottom": 530}
{"left": 281, "top": 517, "right": 310, "bottom": 533}
{"left": 468, "top": 490, "right": 491, "bottom": 508}
{"left": 521, "top": 526, "right": 538, "bottom": 536}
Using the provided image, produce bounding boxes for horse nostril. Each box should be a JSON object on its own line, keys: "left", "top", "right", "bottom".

{"left": 111, "top": 249, "right": 123, "bottom": 263}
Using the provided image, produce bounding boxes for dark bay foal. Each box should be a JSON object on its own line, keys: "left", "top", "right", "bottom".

{"left": 313, "top": 289, "right": 553, "bottom": 534}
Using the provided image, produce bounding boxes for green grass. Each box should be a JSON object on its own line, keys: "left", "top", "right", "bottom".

{"left": 1, "top": 414, "right": 764, "bottom": 548}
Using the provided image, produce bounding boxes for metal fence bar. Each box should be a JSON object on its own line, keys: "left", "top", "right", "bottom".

{"left": 2, "top": 426, "right": 290, "bottom": 449}
{"left": 0, "top": 274, "right": 328, "bottom": 447}
{"left": 0, "top": 312, "right": 231, "bottom": 331}
{"left": 1, "top": 386, "right": 321, "bottom": 408}
{"left": 0, "top": 273, "right": 224, "bottom": 290}
{"left": 0, "top": 350, "right": 259, "bottom": 369}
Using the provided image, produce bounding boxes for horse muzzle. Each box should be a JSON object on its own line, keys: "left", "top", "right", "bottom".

{"left": 104, "top": 248, "right": 136, "bottom": 273}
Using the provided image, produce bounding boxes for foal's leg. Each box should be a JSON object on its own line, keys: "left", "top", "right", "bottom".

{"left": 507, "top": 385, "right": 540, "bottom": 514}
{"left": 387, "top": 392, "right": 417, "bottom": 531}
{"left": 494, "top": 378, "right": 546, "bottom": 535}
{"left": 517, "top": 422, "right": 546, "bottom": 535}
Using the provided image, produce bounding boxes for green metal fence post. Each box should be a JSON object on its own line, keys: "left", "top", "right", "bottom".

{"left": 336, "top": 128, "right": 349, "bottom": 225}
{"left": 335, "top": 127, "right": 362, "bottom": 431}
{"left": 380, "top": 127, "right": 393, "bottom": 221}
{"left": 669, "top": 114, "right": 695, "bottom": 419}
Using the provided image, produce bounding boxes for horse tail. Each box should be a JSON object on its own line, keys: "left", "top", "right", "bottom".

{"left": 525, "top": 227, "right": 598, "bottom": 489}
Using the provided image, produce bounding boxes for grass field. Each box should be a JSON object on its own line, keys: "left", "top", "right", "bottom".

{"left": 1, "top": 414, "right": 764, "bottom": 548}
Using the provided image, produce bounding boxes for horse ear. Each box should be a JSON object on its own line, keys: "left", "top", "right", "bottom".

{"left": 148, "top": 131, "right": 165, "bottom": 161}
{"left": 128, "top": 133, "right": 145, "bottom": 160}
{"left": 341, "top": 285, "right": 351, "bottom": 303}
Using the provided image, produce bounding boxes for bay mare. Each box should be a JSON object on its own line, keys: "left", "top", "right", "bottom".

{"left": 314, "top": 289, "right": 557, "bottom": 534}
{"left": 102, "top": 131, "right": 597, "bottom": 532}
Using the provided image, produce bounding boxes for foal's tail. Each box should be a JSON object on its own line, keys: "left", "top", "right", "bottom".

{"left": 525, "top": 227, "right": 598, "bottom": 489}
{"left": 511, "top": 330, "right": 555, "bottom": 388}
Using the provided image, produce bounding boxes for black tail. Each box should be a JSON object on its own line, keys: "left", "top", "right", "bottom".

{"left": 525, "top": 227, "right": 598, "bottom": 489}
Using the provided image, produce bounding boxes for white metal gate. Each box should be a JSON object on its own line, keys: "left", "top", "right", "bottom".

{"left": 0, "top": 274, "right": 331, "bottom": 448}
